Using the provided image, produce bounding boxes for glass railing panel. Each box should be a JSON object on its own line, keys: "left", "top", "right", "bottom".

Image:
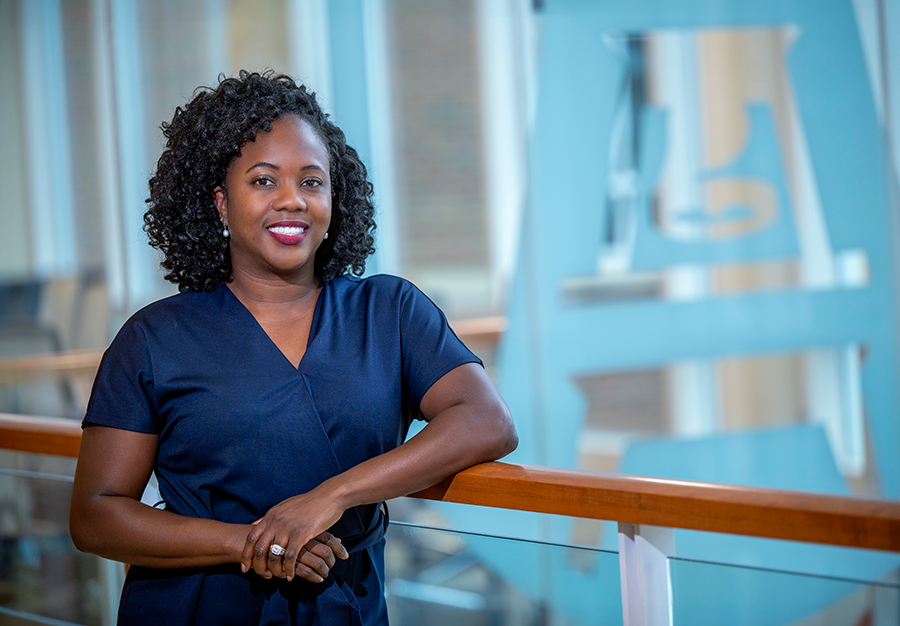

{"left": 0, "top": 379, "right": 85, "bottom": 420}
{"left": 669, "top": 555, "right": 900, "bottom": 626}
{"left": 629, "top": 525, "right": 900, "bottom": 582}
{"left": 385, "top": 521, "right": 622, "bottom": 626}
{"left": 0, "top": 451, "right": 110, "bottom": 626}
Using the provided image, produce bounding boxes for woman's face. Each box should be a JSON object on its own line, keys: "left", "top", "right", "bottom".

{"left": 213, "top": 114, "right": 332, "bottom": 283}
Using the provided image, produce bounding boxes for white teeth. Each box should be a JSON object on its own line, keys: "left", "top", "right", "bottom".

{"left": 268, "top": 226, "right": 307, "bottom": 235}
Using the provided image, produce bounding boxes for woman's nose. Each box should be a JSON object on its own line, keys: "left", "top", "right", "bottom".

{"left": 276, "top": 183, "right": 307, "bottom": 211}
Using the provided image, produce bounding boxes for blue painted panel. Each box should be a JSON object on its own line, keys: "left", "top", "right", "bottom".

{"left": 495, "top": 0, "right": 900, "bottom": 495}
{"left": 438, "top": 1, "right": 900, "bottom": 623}
{"left": 631, "top": 104, "right": 801, "bottom": 268}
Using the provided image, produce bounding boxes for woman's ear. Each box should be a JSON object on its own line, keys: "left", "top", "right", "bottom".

{"left": 213, "top": 186, "right": 227, "bottom": 223}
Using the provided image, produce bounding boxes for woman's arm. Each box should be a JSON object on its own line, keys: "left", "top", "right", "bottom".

{"left": 70, "top": 426, "right": 346, "bottom": 579}
{"left": 70, "top": 426, "right": 247, "bottom": 568}
{"left": 245, "top": 362, "right": 517, "bottom": 578}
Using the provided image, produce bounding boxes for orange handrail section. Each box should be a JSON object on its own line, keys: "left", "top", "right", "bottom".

{"left": 411, "top": 463, "right": 900, "bottom": 552}
{"left": 1, "top": 413, "right": 83, "bottom": 457}
{"left": 3, "top": 413, "right": 900, "bottom": 553}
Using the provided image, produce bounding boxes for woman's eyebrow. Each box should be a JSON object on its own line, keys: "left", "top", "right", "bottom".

{"left": 245, "top": 161, "right": 278, "bottom": 173}
{"left": 244, "top": 162, "right": 326, "bottom": 174}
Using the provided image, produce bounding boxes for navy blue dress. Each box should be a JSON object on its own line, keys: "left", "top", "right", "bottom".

{"left": 83, "top": 274, "right": 481, "bottom": 625}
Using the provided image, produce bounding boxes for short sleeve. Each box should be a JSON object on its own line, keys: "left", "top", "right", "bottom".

{"left": 399, "top": 282, "right": 482, "bottom": 409}
{"left": 83, "top": 317, "right": 161, "bottom": 434}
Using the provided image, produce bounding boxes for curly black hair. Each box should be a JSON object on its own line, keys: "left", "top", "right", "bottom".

{"left": 144, "top": 70, "right": 376, "bottom": 292}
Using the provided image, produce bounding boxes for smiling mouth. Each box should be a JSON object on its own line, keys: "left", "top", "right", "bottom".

{"left": 267, "top": 225, "right": 308, "bottom": 236}
{"left": 266, "top": 224, "right": 309, "bottom": 245}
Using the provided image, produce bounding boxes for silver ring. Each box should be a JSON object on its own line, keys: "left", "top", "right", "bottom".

{"left": 269, "top": 544, "right": 286, "bottom": 557}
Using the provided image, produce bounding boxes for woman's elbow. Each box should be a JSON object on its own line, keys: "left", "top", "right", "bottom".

{"left": 69, "top": 507, "right": 92, "bottom": 553}
{"left": 486, "top": 403, "right": 518, "bottom": 460}
{"left": 69, "top": 498, "right": 97, "bottom": 553}
{"left": 69, "top": 497, "right": 105, "bottom": 555}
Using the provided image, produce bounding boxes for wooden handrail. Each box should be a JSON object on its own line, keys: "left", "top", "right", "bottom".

{"left": 0, "top": 413, "right": 83, "bottom": 457}
{"left": 410, "top": 463, "right": 900, "bottom": 553}
{"left": 0, "top": 350, "right": 104, "bottom": 385}
{"left": 3, "top": 413, "right": 899, "bottom": 553}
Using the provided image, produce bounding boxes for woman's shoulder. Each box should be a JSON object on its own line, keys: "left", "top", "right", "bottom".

{"left": 116, "top": 286, "right": 226, "bottom": 340}
{"left": 329, "top": 273, "right": 419, "bottom": 301}
{"left": 328, "top": 274, "right": 449, "bottom": 325}
{"left": 331, "top": 273, "right": 410, "bottom": 290}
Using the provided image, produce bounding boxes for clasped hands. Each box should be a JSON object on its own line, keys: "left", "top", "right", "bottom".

{"left": 240, "top": 492, "right": 348, "bottom": 583}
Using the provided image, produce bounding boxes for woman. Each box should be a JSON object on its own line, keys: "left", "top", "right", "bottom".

{"left": 70, "top": 70, "right": 517, "bottom": 625}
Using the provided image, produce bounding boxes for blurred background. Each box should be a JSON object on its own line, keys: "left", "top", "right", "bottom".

{"left": 2, "top": 0, "right": 900, "bottom": 624}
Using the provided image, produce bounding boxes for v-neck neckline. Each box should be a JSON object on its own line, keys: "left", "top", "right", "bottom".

{"left": 221, "top": 282, "right": 327, "bottom": 372}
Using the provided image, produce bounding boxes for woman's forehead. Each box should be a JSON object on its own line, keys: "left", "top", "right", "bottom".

{"left": 231, "top": 115, "right": 330, "bottom": 170}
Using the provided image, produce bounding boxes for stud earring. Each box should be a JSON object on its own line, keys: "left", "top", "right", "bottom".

{"left": 324, "top": 232, "right": 329, "bottom": 240}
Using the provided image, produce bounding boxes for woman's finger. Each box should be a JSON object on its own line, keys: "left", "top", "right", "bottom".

{"left": 293, "top": 560, "right": 324, "bottom": 583}
{"left": 281, "top": 540, "right": 303, "bottom": 581}
{"left": 266, "top": 540, "right": 288, "bottom": 579}
{"left": 285, "top": 537, "right": 331, "bottom": 581}
{"left": 296, "top": 542, "right": 332, "bottom": 580}
{"left": 306, "top": 540, "right": 336, "bottom": 571}
{"left": 241, "top": 522, "right": 264, "bottom": 573}
{"left": 316, "top": 532, "right": 349, "bottom": 560}
{"left": 250, "top": 527, "right": 278, "bottom": 577}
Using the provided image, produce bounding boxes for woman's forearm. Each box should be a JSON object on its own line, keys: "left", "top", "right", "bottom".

{"left": 70, "top": 425, "right": 250, "bottom": 569}
{"left": 70, "top": 493, "right": 249, "bottom": 568}
{"left": 324, "top": 397, "right": 516, "bottom": 511}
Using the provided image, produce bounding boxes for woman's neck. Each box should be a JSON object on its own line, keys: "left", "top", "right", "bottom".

{"left": 225, "top": 266, "right": 322, "bottom": 316}
{"left": 225, "top": 268, "right": 324, "bottom": 368}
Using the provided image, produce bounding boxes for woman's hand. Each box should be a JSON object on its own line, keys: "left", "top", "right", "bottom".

{"left": 291, "top": 533, "right": 348, "bottom": 583}
{"left": 241, "top": 490, "right": 348, "bottom": 581}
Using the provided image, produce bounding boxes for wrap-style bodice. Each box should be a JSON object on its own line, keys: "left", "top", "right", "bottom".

{"left": 84, "top": 275, "right": 480, "bottom": 625}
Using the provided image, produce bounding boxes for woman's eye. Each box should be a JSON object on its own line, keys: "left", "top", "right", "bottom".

{"left": 302, "top": 178, "right": 323, "bottom": 187}
{"left": 253, "top": 177, "right": 274, "bottom": 187}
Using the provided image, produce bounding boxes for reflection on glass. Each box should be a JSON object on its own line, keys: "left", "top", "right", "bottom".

{"left": 577, "top": 347, "right": 873, "bottom": 496}
{"left": 566, "top": 26, "right": 874, "bottom": 491}
{"left": 594, "top": 27, "right": 868, "bottom": 298}
{"left": 0, "top": 452, "right": 102, "bottom": 626}
{"left": 385, "top": 521, "right": 622, "bottom": 626}
{"left": 670, "top": 556, "right": 900, "bottom": 626}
